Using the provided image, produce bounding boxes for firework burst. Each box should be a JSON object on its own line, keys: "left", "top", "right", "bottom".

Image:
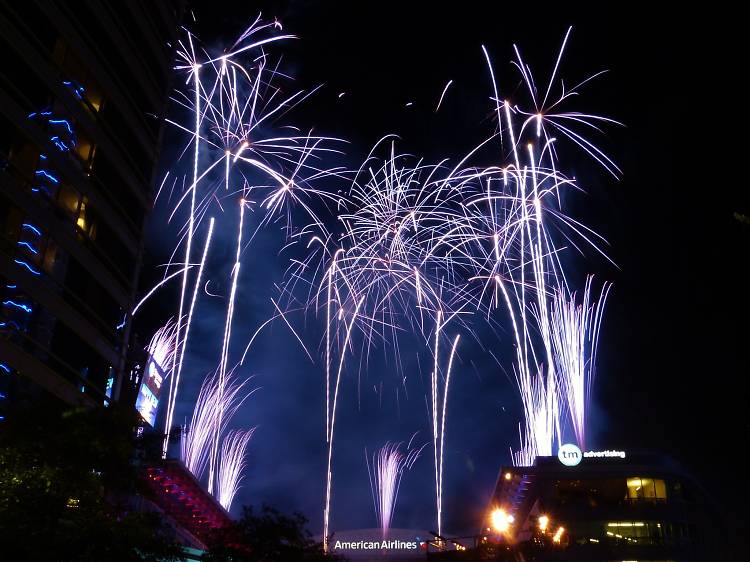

{"left": 148, "top": 15, "right": 621, "bottom": 542}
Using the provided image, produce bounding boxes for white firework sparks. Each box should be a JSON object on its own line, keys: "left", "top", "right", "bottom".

{"left": 550, "top": 276, "right": 612, "bottom": 449}
{"left": 366, "top": 438, "right": 425, "bottom": 539}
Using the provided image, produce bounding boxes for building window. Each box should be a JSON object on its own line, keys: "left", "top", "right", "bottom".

{"left": 626, "top": 477, "right": 667, "bottom": 500}
{"left": 74, "top": 130, "right": 96, "bottom": 168}
{"left": 57, "top": 183, "right": 82, "bottom": 218}
{"left": 52, "top": 40, "right": 104, "bottom": 114}
{"left": 602, "top": 520, "right": 689, "bottom": 547}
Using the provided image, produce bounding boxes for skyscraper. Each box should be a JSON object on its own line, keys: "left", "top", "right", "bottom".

{"left": 0, "top": 1, "right": 184, "bottom": 415}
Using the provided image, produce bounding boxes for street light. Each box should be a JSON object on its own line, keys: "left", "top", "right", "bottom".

{"left": 552, "top": 526, "right": 565, "bottom": 544}
{"left": 490, "top": 508, "right": 514, "bottom": 534}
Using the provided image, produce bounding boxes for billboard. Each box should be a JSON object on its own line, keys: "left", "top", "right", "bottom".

{"left": 135, "top": 356, "right": 166, "bottom": 427}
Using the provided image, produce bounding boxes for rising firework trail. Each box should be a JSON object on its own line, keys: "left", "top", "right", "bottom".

{"left": 164, "top": 38, "right": 201, "bottom": 458}
{"left": 433, "top": 328, "right": 460, "bottom": 539}
{"left": 323, "top": 296, "right": 363, "bottom": 551}
{"left": 163, "top": 218, "right": 215, "bottom": 457}
{"left": 208, "top": 200, "right": 246, "bottom": 495}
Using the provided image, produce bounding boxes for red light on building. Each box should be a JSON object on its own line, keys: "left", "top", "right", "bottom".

{"left": 142, "top": 460, "right": 232, "bottom": 546}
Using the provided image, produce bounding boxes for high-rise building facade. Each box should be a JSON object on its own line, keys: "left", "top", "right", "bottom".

{"left": 0, "top": 1, "right": 183, "bottom": 415}
{"left": 485, "top": 451, "right": 724, "bottom": 561}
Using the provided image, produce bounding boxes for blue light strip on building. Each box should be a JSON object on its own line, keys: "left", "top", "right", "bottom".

{"left": 16, "top": 241, "right": 39, "bottom": 254}
{"left": 2, "top": 300, "right": 32, "bottom": 313}
{"left": 13, "top": 259, "right": 41, "bottom": 275}
{"left": 35, "top": 170, "right": 59, "bottom": 183}
{"left": 50, "top": 136, "right": 70, "bottom": 151}
{"left": 48, "top": 118, "right": 74, "bottom": 134}
{"left": 21, "top": 223, "right": 42, "bottom": 236}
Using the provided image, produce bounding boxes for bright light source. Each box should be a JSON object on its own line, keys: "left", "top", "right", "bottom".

{"left": 490, "top": 508, "right": 513, "bottom": 533}
{"left": 552, "top": 526, "right": 565, "bottom": 544}
{"left": 504, "top": 472, "right": 512, "bottom": 480}
{"left": 538, "top": 514, "right": 549, "bottom": 532}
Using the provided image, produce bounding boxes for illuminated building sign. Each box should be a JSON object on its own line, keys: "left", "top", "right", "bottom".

{"left": 104, "top": 374, "right": 114, "bottom": 406}
{"left": 557, "top": 444, "right": 626, "bottom": 466}
{"left": 584, "top": 449, "right": 626, "bottom": 459}
{"left": 558, "top": 443, "right": 582, "bottom": 466}
{"left": 135, "top": 357, "right": 165, "bottom": 427}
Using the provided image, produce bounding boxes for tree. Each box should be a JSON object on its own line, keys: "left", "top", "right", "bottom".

{"left": 0, "top": 396, "right": 184, "bottom": 561}
{"left": 204, "top": 504, "right": 343, "bottom": 562}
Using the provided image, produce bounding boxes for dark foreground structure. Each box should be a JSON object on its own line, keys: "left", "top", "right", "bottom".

{"left": 0, "top": 3, "right": 231, "bottom": 556}
{"left": 0, "top": 1, "right": 181, "bottom": 414}
{"left": 484, "top": 449, "right": 724, "bottom": 561}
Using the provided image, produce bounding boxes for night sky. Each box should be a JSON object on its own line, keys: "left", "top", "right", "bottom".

{"left": 135, "top": 1, "right": 747, "bottom": 547}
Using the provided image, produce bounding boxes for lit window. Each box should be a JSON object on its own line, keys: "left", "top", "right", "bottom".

{"left": 76, "top": 200, "right": 87, "bottom": 231}
{"left": 42, "top": 240, "right": 58, "bottom": 275}
{"left": 626, "top": 477, "right": 667, "bottom": 500}
{"left": 57, "top": 183, "right": 81, "bottom": 217}
{"left": 603, "top": 521, "right": 673, "bottom": 546}
{"left": 75, "top": 135, "right": 96, "bottom": 167}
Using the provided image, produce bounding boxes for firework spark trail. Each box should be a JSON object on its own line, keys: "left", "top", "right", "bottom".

{"left": 550, "top": 276, "right": 611, "bottom": 449}
{"left": 323, "top": 296, "right": 363, "bottom": 552}
{"left": 181, "top": 373, "right": 219, "bottom": 479}
{"left": 145, "top": 319, "right": 180, "bottom": 384}
{"left": 366, "top": 439, "right": 425, "bottom": 539}
{"left": 163, "top": 55, "right": 202, "bottom": 458}
{"left": 436, "top": 333, "right": 460, "bottom": 538}
{"left": 431, "top": 313, "right": 441, "bottom": 539}
{"left": 217, "top": 428, "right": 257, "bottom": 511}
{"left": 164, "top": 218, "right": 215, "bottom": 456}
{"left": 132, "top": 266, "right": 193, "bottom": 317}
{"left": 435, "top": 80, "right": 453, "bottom": 113}
{"left": 180, "top": 371, "right": 258, "bottom": 483}
{"left": 209, "top": 200, "right": 245, "bottom": 495}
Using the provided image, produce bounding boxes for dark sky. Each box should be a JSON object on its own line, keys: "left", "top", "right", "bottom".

{"left": 136, "top": 0, "right": 747, "bottom": 547}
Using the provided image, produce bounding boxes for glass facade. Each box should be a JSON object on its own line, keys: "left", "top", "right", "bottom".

{"left": 550, "top": 476, "right": 672, "bottom": 508}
